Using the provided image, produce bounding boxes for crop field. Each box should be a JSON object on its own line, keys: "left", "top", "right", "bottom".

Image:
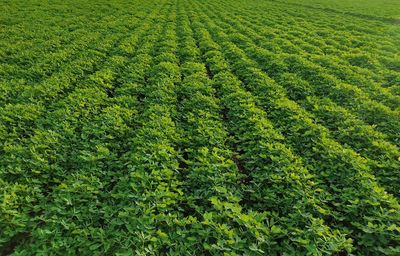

{"left": 1, "top": 0, "right": 400, "bottom": 255}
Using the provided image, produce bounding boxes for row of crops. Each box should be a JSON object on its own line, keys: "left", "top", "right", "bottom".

{"left": 1, "top": 0, "right": 399, "bottom": 255}
{"left": 272, "top": 0, "right": 400, "bottom": 20}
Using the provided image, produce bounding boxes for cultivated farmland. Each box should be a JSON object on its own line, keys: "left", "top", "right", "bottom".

{"left": 1, "top": 0, "right": 399, "bottom": 255}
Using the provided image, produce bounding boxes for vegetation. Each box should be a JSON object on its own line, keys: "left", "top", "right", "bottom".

{"left": 1, "top": 0, "right": 399, "bottom": 255}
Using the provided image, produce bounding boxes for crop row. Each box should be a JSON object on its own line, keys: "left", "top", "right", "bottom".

{"left": 217, "top": 0, "right": 400, "bottom": 97}
{"left": 187, "top": 0, "right": 400, "bottom": 254}
{"left": 0, "top": 1, "right": 169, "bottom": 253}
{"left": 1, "top": 0, "right": 399, "bottom": 255}
{"left": 193, "top": 0, "right": 400, "bottom": 195}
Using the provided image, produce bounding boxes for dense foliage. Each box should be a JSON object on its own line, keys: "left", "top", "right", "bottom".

{"left": 1, "top": 0, "right": 399, "bottom": 255}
